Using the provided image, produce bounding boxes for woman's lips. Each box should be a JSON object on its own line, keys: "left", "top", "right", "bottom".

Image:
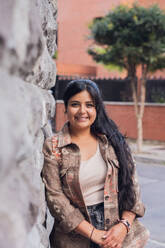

{"left": 75, "top": 116, "right": 89, "bottom": 121}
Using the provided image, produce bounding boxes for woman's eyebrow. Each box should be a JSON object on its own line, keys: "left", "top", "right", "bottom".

{"left": 69, "top": 100, "right": 80, "bottom": 103}
{"left": 69, "top": 100, "right": 94, "bottom": 103}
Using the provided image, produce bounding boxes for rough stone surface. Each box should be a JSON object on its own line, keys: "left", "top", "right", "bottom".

{"left": 0, "top": 0, "right": 43, "bottom": 77}
{"left": 40, "top": 0, "right": 58, "bottom": 57}
{"left": 26, "top": 44, "right": 57, "bottom": 89}
{"left": 0, "top": 0, "right": 57, "bottom": 247}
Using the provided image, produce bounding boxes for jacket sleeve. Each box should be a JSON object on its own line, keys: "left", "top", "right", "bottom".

{"left": 41, "top": 138, "right": 85, "bottom": 233}
{"left": 130, "top": 161, "right": 145, "bottom": 218}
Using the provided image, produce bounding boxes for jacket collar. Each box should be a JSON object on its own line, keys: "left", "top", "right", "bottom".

{"left": 56, "top": 122, "right": 119, "bottom": 168}
{"left": 57, "top": 122, "right": 72, "bottom": 148}
{"left": 56, "top": 122, "right": 109, "bottom": 149}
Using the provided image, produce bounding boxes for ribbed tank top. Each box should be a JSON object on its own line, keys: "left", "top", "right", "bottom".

{"left": 79, "top": 144, "right": 107, "bottom": 206}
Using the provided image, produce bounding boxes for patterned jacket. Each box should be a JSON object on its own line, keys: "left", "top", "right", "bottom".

{"left": 42, "top": 123, "right": 149, "bottom": 248}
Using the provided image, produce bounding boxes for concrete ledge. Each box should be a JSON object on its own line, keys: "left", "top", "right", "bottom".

{"left": 103, "top": 101, "right": 165, "bottom": 107}
{"left": 134, "top": 155, "right": 165, "bottom": 166}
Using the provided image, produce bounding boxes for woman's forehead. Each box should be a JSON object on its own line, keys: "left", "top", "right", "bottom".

{"left": 68, "top": 90, "right": 94, "bottom": 102}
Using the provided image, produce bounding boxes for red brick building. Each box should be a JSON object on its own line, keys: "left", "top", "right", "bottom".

{"left": 57, "top": 0, "right": 165, "bottom": 78}
{"left": 55, "top": 1, "right": 165, "bottom": 141}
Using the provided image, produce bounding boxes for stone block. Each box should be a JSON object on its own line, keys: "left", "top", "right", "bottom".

{"left": 0, "top": 0, "right": 57, "bottom": 247}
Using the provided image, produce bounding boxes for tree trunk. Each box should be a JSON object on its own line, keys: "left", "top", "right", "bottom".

{"left": 137, "top": 113, "right": 143, "bottom": 152}
{"left": 136, "top": 64, "right": 147, "bottom": 152}
{"left": 130, "top": 64, "right": 147, "bottom": 152}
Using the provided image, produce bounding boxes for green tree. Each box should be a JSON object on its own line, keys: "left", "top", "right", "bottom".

{"left": 88, "top": 4, "right": 165, "bottom": 152}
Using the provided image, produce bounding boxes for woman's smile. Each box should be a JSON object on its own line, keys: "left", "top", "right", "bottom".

{"left": 75, "top": 116, "right": 89, "bottom": 121}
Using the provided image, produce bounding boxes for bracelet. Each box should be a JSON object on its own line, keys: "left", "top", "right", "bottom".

{"left": 90, "top": 227, "right": 95, "bottom": 241}
{"left": 118, "top": 219, "right": 131, "bottom": 233}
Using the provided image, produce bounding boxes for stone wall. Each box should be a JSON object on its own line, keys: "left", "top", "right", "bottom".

{"left": 0, "top": 1, "right": 57, "bottom": 248}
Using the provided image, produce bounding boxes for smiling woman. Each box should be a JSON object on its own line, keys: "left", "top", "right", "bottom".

{"left": 66, "top": 90, "right": 97, "bottom": 161}
{"left": 66, "top": 90, "right": 96, "bottom": 132}
{"left": 41, "top": 79, "right": 149, "bottom": 248}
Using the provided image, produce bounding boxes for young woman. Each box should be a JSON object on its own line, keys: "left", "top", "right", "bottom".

{"left": 42, "top": 79, "right": 149, "bottom": 248}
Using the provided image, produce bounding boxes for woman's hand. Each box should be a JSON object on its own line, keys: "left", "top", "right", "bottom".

{"left": 91, "top": 229, "right": 107, "bottom": 246}
{"left": 101, "top": 223, "right": 127, "bottom": 248}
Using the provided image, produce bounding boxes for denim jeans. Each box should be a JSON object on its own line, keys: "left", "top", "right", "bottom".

{"left": 87, "top": 202, "right": 104, "bottom": 248}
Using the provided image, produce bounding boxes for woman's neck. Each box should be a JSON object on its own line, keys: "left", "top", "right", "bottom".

{"left": 69, "top": 126, "right": 93, "bottom": 140}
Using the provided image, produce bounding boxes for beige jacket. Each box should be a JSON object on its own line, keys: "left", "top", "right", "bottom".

{"left": 42, "top": 123, "right": 149, "bottom": 248}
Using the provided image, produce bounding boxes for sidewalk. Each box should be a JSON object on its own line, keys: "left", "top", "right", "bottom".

{"left": 128, "top": 141, "right": 165, "bottom": 166}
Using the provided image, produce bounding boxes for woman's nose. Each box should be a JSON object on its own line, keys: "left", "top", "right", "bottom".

{"left": 79, "top": 104, "right": 86, "bottom": 113}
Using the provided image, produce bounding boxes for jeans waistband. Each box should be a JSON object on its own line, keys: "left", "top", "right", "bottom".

{"left": 87, "top": 202, "right": 104, "bottom": 212}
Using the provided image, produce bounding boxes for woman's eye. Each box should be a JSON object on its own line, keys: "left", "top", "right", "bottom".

{"left": 70, "top": 102, "right": 95, "bottom": 108}
{"left": 86, "top": 103, "right": 95, "bottom": 108}
{"left": 71, "top": 103, "right": 79, "bottom": 107}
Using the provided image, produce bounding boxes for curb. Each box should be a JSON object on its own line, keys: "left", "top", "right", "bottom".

{"left": 133, "top": 155, "right": 165, "bottom": 166}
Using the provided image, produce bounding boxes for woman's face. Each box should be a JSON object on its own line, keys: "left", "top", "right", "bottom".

{"left": 66, "top": 90, "right": 97, "bottom": 131}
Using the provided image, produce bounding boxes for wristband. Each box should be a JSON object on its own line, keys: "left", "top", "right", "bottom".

{"left": 118, "top": 219, "right": 131, "bottom": 233}
{"left": 90, "top": 227, "right": 95, "bottom": 240}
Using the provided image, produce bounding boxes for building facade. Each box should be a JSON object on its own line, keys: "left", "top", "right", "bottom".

{"left": 57, "top": 0, "right": 165, "bottom": 77}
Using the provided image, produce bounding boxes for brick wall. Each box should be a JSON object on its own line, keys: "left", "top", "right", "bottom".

{"left": 56, "top": 62, "right": 97, "bottom": 76}
{"left": 57, "top": 0, "right": 126, "bottom": 78}
{"left": 55, "top": 101, "right": 165, "bottom": 141}
{"left": 57, "top": 0, "right": 165, "bottom": 78}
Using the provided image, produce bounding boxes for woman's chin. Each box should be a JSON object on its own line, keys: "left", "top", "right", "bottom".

{"left": 73, "top": 122, "right": 90, "bottom": 130}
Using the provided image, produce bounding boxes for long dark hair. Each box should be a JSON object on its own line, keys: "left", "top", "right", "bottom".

{"left": 63, "top": 79, "right": 136, "bottom": 215}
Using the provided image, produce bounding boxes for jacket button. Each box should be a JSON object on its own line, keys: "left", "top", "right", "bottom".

{"left": 105, "top": 218, "right": 110, "bottom": 224}
{"left": 105, "top": 195, "right": 109, "bottom": 200}
{"left": 62, "top": 149, "right": 68, "bottom": 154}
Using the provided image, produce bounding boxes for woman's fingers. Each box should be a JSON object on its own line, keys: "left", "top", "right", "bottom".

{"left": 101, "top": 223, "right": 127, "bottom": 248}
{"left": 101, "top": 242, "right": 121, "bottom": 248}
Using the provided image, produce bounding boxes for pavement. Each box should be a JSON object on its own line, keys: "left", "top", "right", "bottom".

{"left": 128, "top": 141, "right": 165, "bottom": 166}
{"left": 128, "top": 140, "right": 165, "bottom": 248}
{"left": 136, "top": 162, "right": 165, "bottom": 248}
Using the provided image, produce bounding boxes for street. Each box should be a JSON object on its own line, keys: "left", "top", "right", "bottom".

{"left": 136, "top": 162, "right": 165, "bottom": 248}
